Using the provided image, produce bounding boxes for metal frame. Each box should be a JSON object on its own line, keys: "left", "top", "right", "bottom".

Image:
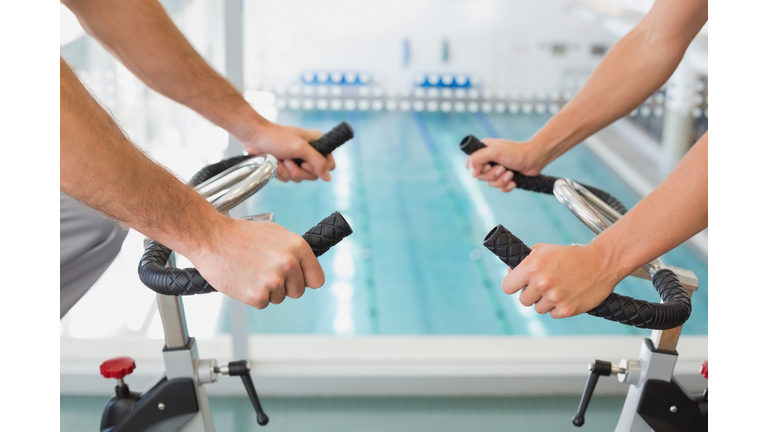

{"left": 150, "top": 155, "right": 277, "bottom": 432}
{"left": 553, "top": 178, "right": 702, "bottom": 432}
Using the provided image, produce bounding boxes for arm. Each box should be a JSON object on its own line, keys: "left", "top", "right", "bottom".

{"left": 501, "top": 133, "right": 707, "bottom": 318}
{"left": 61, "top": 57, "right": 324, "bottom": 308}
{"left": 61, "top": 0, "right": 333, "bottom": 183}
{"left": 468, "top": 0, "right": 708, "bottom": 191}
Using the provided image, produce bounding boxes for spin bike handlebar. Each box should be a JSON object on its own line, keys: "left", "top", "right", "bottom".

{"left": 483, "top": 226, "right": 691, "bottom": 330}
{"left": 138, "top": 122, "right": 355, "bottom": 296}
{"left": 461, "top": 135, "right": 692, "bottom": 330}
{"left": 460, "top": 135, "right": 628, "bottom": 214}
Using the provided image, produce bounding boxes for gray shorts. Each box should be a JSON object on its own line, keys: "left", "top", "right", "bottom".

{"left": 60, "top": 192, "right": 129, "bottom": 318}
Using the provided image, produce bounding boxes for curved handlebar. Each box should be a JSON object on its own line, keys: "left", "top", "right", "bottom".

{"left": 137, "top": 122, "right": 355, "bottom": 296}
{"left": 138, "top": 211, "right": 352, "bottom": 296}
{"left": 482, "top": 224, "right": 691, "bottom": 330}
{"left": 460, "top": 135, "right": 627, "bottom": 215}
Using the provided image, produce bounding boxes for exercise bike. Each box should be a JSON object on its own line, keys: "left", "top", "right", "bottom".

{"left": 461, "top": 135, "right": 707, "bottom": 432}
{"left": 97, "top": 122, "right": 355, "bottom": 432}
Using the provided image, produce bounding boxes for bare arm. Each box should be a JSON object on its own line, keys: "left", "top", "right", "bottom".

{"left": 61, "top": 0, "right": 333, "bottom": 182}
{"left": 469, "top": 0, "right": 708, "bottom": 190}
{"left": 502, "top": 133, "right": 707, "bottom": 318}
{"left": 61, "top": 57, "right": 325, "bottom": 308}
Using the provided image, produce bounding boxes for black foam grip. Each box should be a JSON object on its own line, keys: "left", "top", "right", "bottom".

{"left": 482, "top": 225, "right": 531, "bottom": 269}
{"left": 293, "top": 121, "right": 354, "bottom": 166}
{"left": 138, "top": 211, "right": 353, "bottom": 296}
{"left": 587, "top": 268, "right": 691, "bottom": 329}
{"left": 138, "top": 242, "right": 216, "bottom": 296}
{"left": 301, "top": 211, "right": 354, "bottom": 257}
{"left": 460, "top": 135, "right": 627, "bottom": 215}
{"left": 483, "top": 225, "right": 691, "bottom": 330}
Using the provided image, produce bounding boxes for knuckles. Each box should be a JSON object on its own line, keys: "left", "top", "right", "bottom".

{"left": 278, "top": 256, "right": 299, "bottom": 274}
{"left": 554, "top": 305, "right": 575, "bottom": 318}
{"left": 246, "top": 289, "right": 270, "bottom": 309}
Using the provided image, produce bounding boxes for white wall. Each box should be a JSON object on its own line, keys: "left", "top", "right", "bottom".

{"left": 243, "top": 0, "right": 616, "bottom": 95}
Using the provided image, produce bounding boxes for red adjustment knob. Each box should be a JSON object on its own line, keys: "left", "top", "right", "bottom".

{"left": 700, "top": 361, "right": 708, "bottom": 380}
{"left": 100, "top": 357, "right": 136, "bottom": 379}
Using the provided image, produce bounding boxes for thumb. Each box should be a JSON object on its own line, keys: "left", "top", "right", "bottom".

{"left": 298, "top": 143, "right": 331, "bottom": 181}
{"left": 299, "top": 128, "right": 323, "bottom": 143}
{"left": 469, "top": 147, "right": 498, "bottom": 177}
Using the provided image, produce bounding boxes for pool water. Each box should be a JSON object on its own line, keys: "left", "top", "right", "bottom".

{"left": 228, "top": 110, "right": 707, "bottom": 337}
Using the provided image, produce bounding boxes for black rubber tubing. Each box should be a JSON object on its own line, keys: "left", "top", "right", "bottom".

{"left": 460, "top": 134, "right": 627, "bottom": 215}
{"left": 482, "top": 225, "right": 692, "bottom": 330}
{"left": 138, "top": 210, "right": 353, "bottom": 296}
{"left": 138, "top": 122, "right": 354, "bottom": 296}
{"left": 293, "top": 121, "right": 354, "bottom": 166}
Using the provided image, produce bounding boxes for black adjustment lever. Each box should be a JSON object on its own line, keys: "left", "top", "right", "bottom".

{"left": 572, "top": 360, "right": 614, "bottom": 427}
{"left": 224, "top": 360, "right": 269, "bottom": 426}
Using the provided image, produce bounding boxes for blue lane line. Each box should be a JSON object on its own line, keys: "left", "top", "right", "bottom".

{"left": 474, "top": 111, "right": 501, "bottom": 138}
{"left": 412, "top": 112, "right": 513, "bottom": 334}
{"left": 347, "top": 110, "right": 380, "bottom": 334}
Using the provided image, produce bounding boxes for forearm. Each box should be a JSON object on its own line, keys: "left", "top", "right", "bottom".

{"left": 527, "top": 0, "right": 707, "bottom": 167}
{"left": 591, "top": 133, "right": 708, "bottom": 278}
{"left": 60, "top": 57, "right": 227, "bottom": 258}
{"left": 62, "top": 0, "right": 264, "bottom": 142}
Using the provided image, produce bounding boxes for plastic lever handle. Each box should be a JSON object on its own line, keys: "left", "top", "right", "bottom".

{"left": 460, "top": 135, "right": 627, "bottom": 214}
{"left": 293, "top": 121, "right": 355, "bottom": 166}
{"left": 138, "top": 212, "right": 353, "bottom": 295}
{"left": 482, "top": 224, "right": 691, "bottom": 330}
{"left": 227, "top": 361, "right": 269, "bottom": 426}
{"left": 572, "top": 360, "right": 613, "bottom": 427}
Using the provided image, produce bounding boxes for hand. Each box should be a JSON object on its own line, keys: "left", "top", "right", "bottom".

{"left": 187, "top": 218, "right": 325, "bottom": 309}
{"left": 242, "top": 123, "right": 336, "bottom": 183}
{"left": 465, "top": 138, "right": 541, "bottom": 193}
{"left": 501, "top": 243, "right": 623, "bottom": 319}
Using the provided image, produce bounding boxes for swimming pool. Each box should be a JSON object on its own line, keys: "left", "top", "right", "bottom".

{"left": 230, "top": 110, "right": 708, "bottom": 337}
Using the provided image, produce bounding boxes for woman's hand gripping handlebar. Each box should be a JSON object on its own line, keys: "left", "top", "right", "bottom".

{"left": 482, "top": 225, "right": 691, "bottom": 330}
{"left": 460, "top": 135, "right": 627, "bottom": 214}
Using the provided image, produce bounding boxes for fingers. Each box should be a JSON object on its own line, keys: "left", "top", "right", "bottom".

{"left": 297, "top": 241, "right": 325, "bottom": 289}
{"left": 501, "top": 181, "right": 517, "bottom": 193}
{"left": 268, "top": 286, "right": 287, "bottom": 305}
{"left": 476, "top": 164, "right": 505, "bottom": 182}
{"left": 283, "top": 264, "right": 306, "bottom": 300}
{"left": 534, "top": 300, "right": 556, "bottom": 315}
{"left": 286, "top": 146, "right": 334, "bottom": 182}
{"left": 299, "top": 128, "right": 324, "bottom": 143}
{"left": 299, "top": 147, "right": 332, "bottom": 181}
{"left": 518, "top": 284, "right": 541, "bottom": 307}
{"left": 293, "top": 128, "right": 333, "bottom": 181}
{"left": 488, "top": 170, "right": 515, "bottom": 189}
{"left": 275, "top": 161, "right": 290, "bottom": 182}
{"left": 248, "top": 286, "right": 271, "bottom": 310}
{"left": 283, "top": 159, "right": 319, "bottom": 182}
{"left": 468, "top": 147, "right": 497, "bottom": 177}
{"left": 501, "top": 265, "right": 528, "bottom": 295}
